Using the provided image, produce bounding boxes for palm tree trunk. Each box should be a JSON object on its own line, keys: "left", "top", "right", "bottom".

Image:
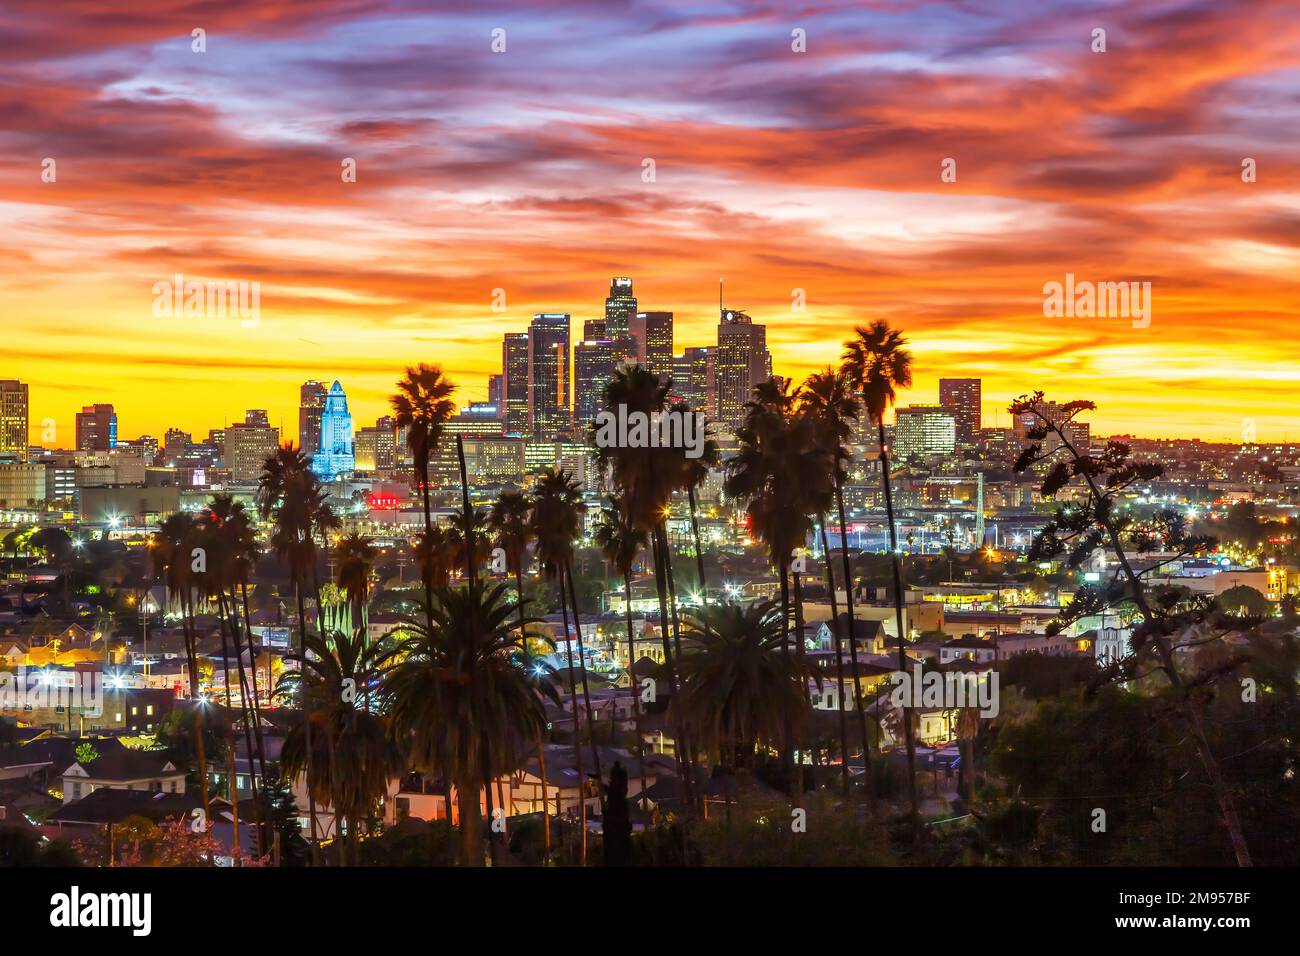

{"left": 456, "top": 772, "right": 484, "bottom": 866}
{"left": 659, "top": 524, "right": 700, "bottom": 812}
{"left": 557, "top": 578, "right": 587, "bottom": 865}
{"left": 293, "top": 580, "right": 321, "bottom": 863}
{"left": 535, "top": 729, "right": 551, "bottom": 856}
{"left": 624, "top": 571, "right": 650, "bottom": 804}
{"left": 649, "top": 524, "right": 693, "bottom": 814}
{"left": 792, "top": 567, "right": 812, "bottom": 789}
{"left": 182, "top": 589, "right": 211, "bottom": 830}
{"left": 239, "top": 582, "right": 269, "bottom": 794}
{"left": 878, "top": 420, "right": 920, "bottom": 839}
{"left": 564, "top": 563, "right": 604, "bottom": 814}
{"left": 777, "top": 558, "right": 796, "bottom": 795}
{"left": 216, "top": 592, "right": 255, "bottom": 860}
{"left": 834, "top": 479, "right": 875, "bottom": 801}
{"left": 481, "top": 738, "right": 498, "bottom": 866}
{"left": 819, "top": 518, "right": 851, "bottom": 798}
{"left": 687, "top": 485, "right": 707, "bottom": 606}
{"left": 417, "top": 453, "right": 436, "bottom": 635}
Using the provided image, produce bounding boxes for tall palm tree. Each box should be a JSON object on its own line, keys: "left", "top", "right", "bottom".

{"left": 724, "top": 377, "right": 831, "bottom": 794}
{"left": 336, "top": 532, "right": 377, "bottom": 640}
{"left": 842, "top": 321, "right": 920, "bottom": 833}
{"left": 383, "top": 583, "right": 546, "bottom": 866}
{"left": 594, "top": 502, "right": 651, "bottom": 801}
{"left": 676, "top": 600, "right": 819, "bottom": 787}
{"left": 800, "top": 369, "right": 873, "bottom": 798}
{"left": 279, "top": 626, "right": 401, "bottom": 865}
{"left": 530, "top": 469, "right": 603, "bottom": 833}
{"left": 390, "top": 364, "right": 457, "bottom": 637}
{"left": 257, "top": 444, "right": 336, "bottom": 857}
{"left": 595, "top": 365, "right": 697, "bottom": 808}
{"left": 414, "top": 525, "right": 457, "bottom": 591}
{"left": 151, "top": 513, "right": 210, "bottom": 827}
{"left": 672, "top": 401, "right": 718, "bottom": 606}
{"left": 488, "top": 490, "right": 534, "bottom": 617}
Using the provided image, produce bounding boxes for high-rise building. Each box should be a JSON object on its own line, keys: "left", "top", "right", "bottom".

{"left": 635, "top": 311, "right": 673, "bottom": 377}
{"left": 354, "top": 415, "right": 397, "bottom": 472}
{"left": 583, "top": 318, "right": 607, "bottom": 340}
{"left": 487, "top": 374, "right": 504, "bottom": 410}
{"left": 311, "top": 381, "right": 354, "bottom": 480}
{"left": 0, "top": 380, "right": 29, "bottom": 463}
{"left": 446, "top": 403, "right": 504, "bottom": 437}
{"left": 715, "top": 309, "right": 770, "bottom": 432}
{"left": 939, "top": 378, "right": 982, "bottom": 446}
{"left": 604, "top": 277, "right": 637, "bottom": 362}
{"left": 528, "top": 313, "right": 571, "bottom": 439}
{"left": 502, "top": 333, "right": 530, "bottom": 437}
{"left": 894, "top": 406, "right": 956, "bottom": 458}
{"left": 574, "top": 339, "right": 615, "bottom": 428}
{"left": 669, "top": 347, "right": 711, "bottom": 411}
{"left": 75, "top": 404, "right": 117, "bottom": 452}
{"left": 299, "top": 381, "right": 328, "bottom": 457}
{"left": 226, "top": 417, "right": 279, "bottom": 483}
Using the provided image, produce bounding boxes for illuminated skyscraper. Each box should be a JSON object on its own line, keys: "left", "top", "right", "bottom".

{"left": 939, "top": 378, "right": 981, "bottom": 446}
{"left": 894, "top": 406, "right": 956, "bottom": 458}
{"left": 634, "top": 311, "right": 673, "bottom": 377}
{"left": 604, "top": 277, "right": 637, "bottom": 363}
{"left": 528, "top": 313, "right": 571, "bottom": 439}
{"left": 502, "top": 332, "right": 530, "bottom": 437}
{"left": 574, "top": 338, "right": 615, "bottom": 428}
{"left": 669, "top": 347, "right": 711, "bottom": 412}
{"left": 0, "top": 380, "right": 29, "bottom": 463}
{"left": 715, "top": 305, "right": 770, "bottom": 432}
{"left": 311, "top": 380, "right": 354, "bottom": 479}
{"left": 75, "top": 404, "right": 117, "bottom": 452}
{"left": 299, "top": 381, "right": 327, "bottom": 457}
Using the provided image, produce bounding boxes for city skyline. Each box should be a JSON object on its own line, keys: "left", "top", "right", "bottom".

{"left": 4, "top": 4, "right": 1298, "bottom": 445}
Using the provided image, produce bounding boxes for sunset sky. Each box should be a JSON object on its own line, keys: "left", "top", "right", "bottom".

{"left": 3, "top": 0, "right": 1299, "bottom": 445}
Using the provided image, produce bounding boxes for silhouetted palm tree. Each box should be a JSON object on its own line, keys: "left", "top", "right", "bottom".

{"left": 594, "top": 501, "right": 651, "bottom": 801}
{"left": 391, "top": 364, "right": 457, "bottom": 636}
{"left": 336, "top": 532, "right": 377, "bottom": 638}
{"left": 800, "top": 369, "right": 873, "bottom": 798}
{"left": 842, "top": 321, "right": 919, "bottom": 832}
{"left": 488, "top": 490, "right": 534, "bottom": 617}
{"left": 383, "top": 583, "right": 545, "bottom": 866}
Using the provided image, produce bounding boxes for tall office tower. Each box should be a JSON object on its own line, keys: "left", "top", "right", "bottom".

{"left": 669, "top": 347, "right": 711, "bottom": 411}
{"left": 583, "top": 318, "right": 607, "bottom": 340}
{"left": 715, "top": 308, "right": 769, "bottom": 432}
{"left": 894, "top": 406, "right": 957, "bottom": 458}
{"left": 939, "top": 378, "right": 982, "bottom": 446}
{"left": 0, "top": 380, "right": 29, "bottom": 463}
{"left": 311, "top": 381, "right": 355, "bottom": 480}
{"left": 75, "top": 404, "right": 117, "bottom": 451}
{"left": 636, "top": 311, "right": 674, "bottom": 376}
{"left": 226, "top": 417, "right": 280, "bottom": 483}
{"left": 502, "top": 332, "right": 530, "bottom": 437}
{"left": 604, "top": 277, "right": 638, "bottom": 363}
{"left": 354, "top": 415, "right": 397, "bottom": 472}
{"left": 487, "top": 374, "right": 504, "bottom": 410}
{"left": 574, "top": 338, "right": 615, "bottom": 428}
{"left": 244, "top": 409, "right": 271, "bottom": 429}
{"left": 299, "top": 380, "right": 328, "bottom": 456}
{"left": 446, "top": 403, "right": 505, "bottom": 437}
{"left": 527, "top": 313, "right": 571, "bottom": 439}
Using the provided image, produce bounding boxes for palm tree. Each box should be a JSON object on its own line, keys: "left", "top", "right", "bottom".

{"left": 595, "top": 365, "right": 697, "bottom": 808}
{"left": 257, "top": 444, "right": 336, "bottom": 857}
{"left": 673, "top": 401, "right": 718, "bottom": 605}
{"left": 724, "top": 376, "right": 831, "bottom": 794}
{"left": 336, "top": 532, "right": 377, "bottom": 639}
{"left": 488, "top": 491, "right": 534, "bottom": 618}
{"left": 390, "top": 364, "right": 457, "bottom": 636}
{"left": 677, "top": 600, "right": 819, "bottom": 792}
{"left": 800, "top": 369, "right": 873, "bottom": 798}
{"left": 414, "top": 525, "right": 457, "bottom": 591}
{"left": 151, "top": 513, "right": 210, "bottom": 827}
{"left": 530, "top": 468, "right": 604, "bottom": 846}
{"left": 594, "top": 502, "right": 651, "bottom": 801}
{"left": 278, "top": 627, "right": 400, "bottom": 865}
{"left": 842, "top": 320, "right": 920, "bottom": 833}
{"left": 383, "top": 583, "right": 546, "bottom": 866}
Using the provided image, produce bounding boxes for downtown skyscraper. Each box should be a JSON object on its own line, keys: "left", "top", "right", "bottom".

{"left": 715, "top": 307, "right": 770, "bottom": 432}
{"left": 75, "top": 403, "right": 117, "bottom": 452}
{"left": 0, "top": 380, "right": 28, "bottom": 462}
{"left": 502, "top": 332, "right": 530, "bottom": 438}
{"left": 311, "top": 380, "right": 355, "bottom": 479}
{"left": 299, "top": 380, "right": 328, "bottom": 457}
{"left": 632, "top": 310, "right": 673, "bottom": 377}
{"left": 574, "top": 337, "right": 615, "bottom": 428}
{"left": 939, "top": 378, "right": 982, "bottom": 446}
{"left": 604, "top": 277, "right": 637, "bottom": 363}
{"left": 527, "top": 313, "right": 571, "bottom": 439}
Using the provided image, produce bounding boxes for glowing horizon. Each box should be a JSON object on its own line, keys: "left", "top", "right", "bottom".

{"left": 4, "top": 1, "right": 1299, "bottom": 445}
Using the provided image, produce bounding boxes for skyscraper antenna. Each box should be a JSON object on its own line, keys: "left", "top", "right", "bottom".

{"left": 719, "top": 277, "right": 723, "bottom": 315}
